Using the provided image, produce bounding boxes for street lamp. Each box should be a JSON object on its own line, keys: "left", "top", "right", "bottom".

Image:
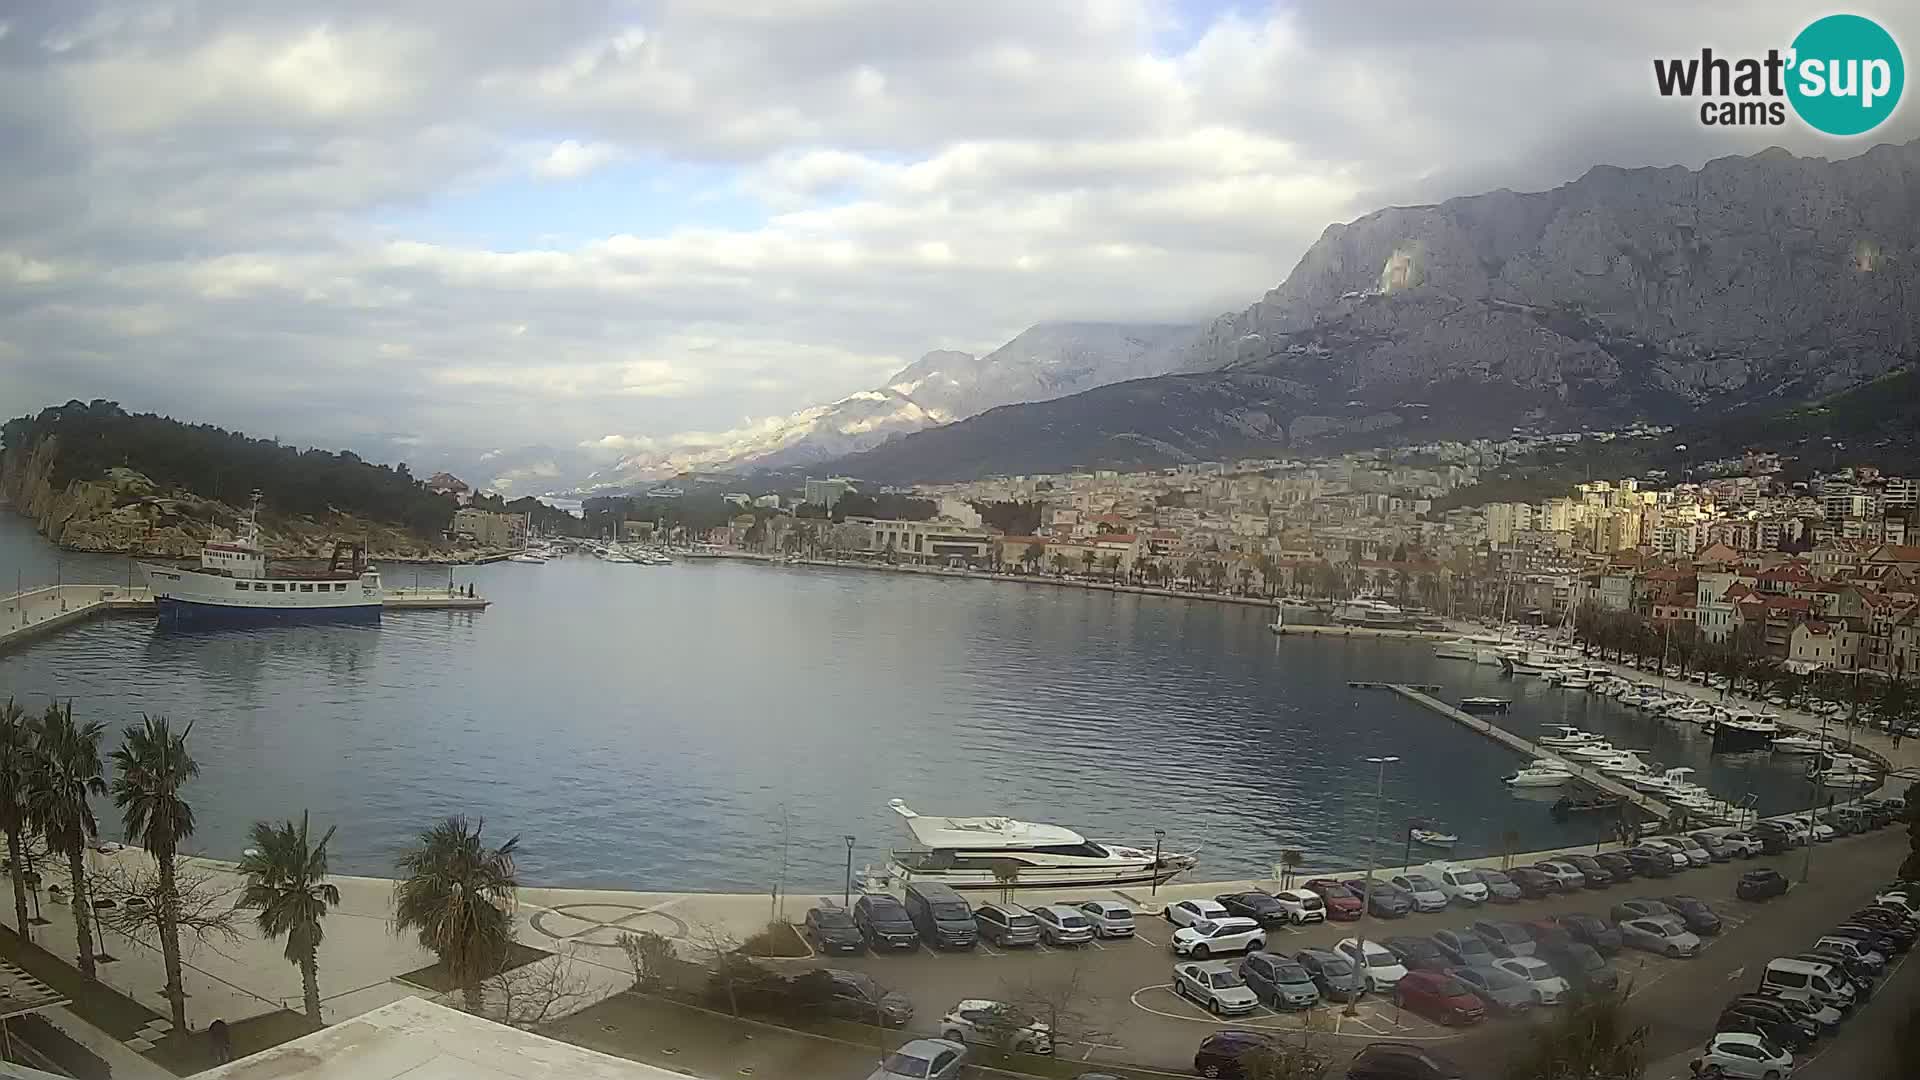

{"left": 1151, "top": 829, "right": 1167, "bottom": 896}
{"left": 1348, "top": 754, "right": 1400, "bottom": 1017}
{"left": 1801, "top": 714, "right": 1832, "bottom": 884}
{"left": 843, "top": 835, "right": 857, "bottom": 909}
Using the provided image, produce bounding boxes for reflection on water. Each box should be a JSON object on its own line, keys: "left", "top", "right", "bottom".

{"left": 0, "top": 513, "right": 1818, "bottom": 890}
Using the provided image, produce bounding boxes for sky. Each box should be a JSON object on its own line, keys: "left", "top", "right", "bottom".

{"left": 2, "top": 1, "right": 1916, "bottom": 492}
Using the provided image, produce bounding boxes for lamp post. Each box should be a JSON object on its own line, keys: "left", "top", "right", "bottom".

{"left": 1151, "top": 829, "right": 1167, "bottom": 896}
{"left": 843, "top": 835, "right": 856, "bottom": 909}
{"left": 1348, "top": 754, "right": 1400, "bottom": 1017}
{"left": 1801, "top": 714, "right": 1831, "bottom": 884}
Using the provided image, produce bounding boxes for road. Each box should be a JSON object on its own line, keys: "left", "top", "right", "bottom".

{"left": 794, "top": 824, "right": 1914, "bottom": 1076}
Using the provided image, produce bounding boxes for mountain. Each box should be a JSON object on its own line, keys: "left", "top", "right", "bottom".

{"left": 832, "top": 142, "right": 1920, "bottom": 484}
{"left": 574, "top": 321, "right": 1197, "bottom": 491}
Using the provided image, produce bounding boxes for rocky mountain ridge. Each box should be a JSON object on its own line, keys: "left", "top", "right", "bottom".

{"left": 831, "top": 141, "right": 1920, "bottom": 483}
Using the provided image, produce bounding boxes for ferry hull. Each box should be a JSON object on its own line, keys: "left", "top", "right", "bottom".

{"left": 157, "top": 596, "right": 381, "bottom": 628}
{"left": 1706, "top": 722, "right": 1776, "bottom": 753}
{"left": 888, "top": 861, "right": 1191, "bottom": 890}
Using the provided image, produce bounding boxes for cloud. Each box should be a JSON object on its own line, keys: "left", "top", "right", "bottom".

{"left": 1, "top": 0, "right": 1915, "bottom": 494}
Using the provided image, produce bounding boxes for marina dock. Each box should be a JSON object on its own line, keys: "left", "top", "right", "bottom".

{"left": 1269, "top": 623, "right": 1454, "bottom": 640}
{"left": 1, "top": 583, "right": 488, "bottom": 654}
{"left": 1381, "top": 683, "right": 1675, "bottom": 822}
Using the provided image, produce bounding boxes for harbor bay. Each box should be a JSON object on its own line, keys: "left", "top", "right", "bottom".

{"left": 0, "top": 513, "right": 1819, "bottom": 892}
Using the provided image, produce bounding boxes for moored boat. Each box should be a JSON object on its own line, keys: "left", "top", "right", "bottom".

{"left": 142, "top": 495, "right": 382, "bottom": 627}
{"left": 883, "top": 799, "right": 1195, "bottom": 889}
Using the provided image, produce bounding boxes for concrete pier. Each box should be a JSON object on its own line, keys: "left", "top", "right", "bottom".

{"left": 1269, "top": 623, "right": 1453, "bottom": 640}
{"left": 1383, "top": 683, "right": 1675, "bottom": 822}
{"left": 0, "top": 583, "right": 488, "bottom": 654}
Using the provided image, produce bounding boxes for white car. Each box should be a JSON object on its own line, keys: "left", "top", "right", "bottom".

{"left": 1810, "top": 822, "right": 1836, "bottom": 843}
{"left": 1693, "top": 1032, "right": 1793, "bottom": 1079}
{"left": 1715, "top": 832, "right": 1764, "bottom": 858}
{"left": 1777, "top": 820, "right": 1811, "bottom": 846}
{"left": 1075, "top": 900, "right": 1136, "bottom": 938}
{"left": 1165, "top": 898, "right": 1230, "bottom": 928}
{"left": 1335, "top": 937, "right": 1407, "bottom": 991}
{"left": 1270, "top": 888, "right": 1327, "bottom": 925}
{"left": 1531, "top": 861, "right": 1587, "bottom": 891}
{"left": 1425, "top": 863, "right": 1489, "bottom": 905}
{"left": 1875, "top": 891, "right": 1918, "bottom": 917}
{"left": 1493, "top": 956, "right": 1571, "bottom": 1005}
{"left": 939, "top": 1000, "right": 1053, "bottom": 1055}
{"left": 1172, "top": 960, "right": 1260, "bottom": 1015}
{"left": 1171, "top": 917, "right": 1265, "bottom": 959}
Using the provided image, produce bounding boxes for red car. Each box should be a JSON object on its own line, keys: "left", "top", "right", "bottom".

{"left": 1301, "top": 878, "right": 1364, "bottom": 921}
{"left": 1391, "top": 971, "right": 1487, "bottom": 1026}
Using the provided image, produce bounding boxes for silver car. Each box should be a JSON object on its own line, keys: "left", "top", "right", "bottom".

{"left": 1076, "top": 899, "right": 1136, "bottom": 938}
{"left": 1619, "top": 915, "right": 1701, "bottom": 958}
{"left": 1033, "top": 904, "right": 1095, "bottom": 946}
{"left": 1389, "top": 873, "right": 1449, "bottom": 912}
{"left": 866, "top": 1039, "right": 967, "bottom": 1080}
{"left": 1173, "top": 960, "right": 1260, "bottom": 1015}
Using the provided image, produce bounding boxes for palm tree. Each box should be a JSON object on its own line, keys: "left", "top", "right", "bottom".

{"left": 1277, "top": 849, "right": 1304, "bottom": 890}
{"left": 237, "top": 813, "right": 340, "bottom": 1023}
{"left": 1049, "top": 553, "right": 1069, "bottom": 576}
{"left": 1080, "top": 549, "right": 1096, "bottom": 576}
{"left": 393, "top": 816, "right": 521, "bottom": 1013}
{"left": 0, "top": 699, "right": 38, "bottom": 940}
{"left": 30, "top": 702, "right": 107, "bottom": 978}
{"left": 111, "top": 715, "right": 199, "bottom": 1032}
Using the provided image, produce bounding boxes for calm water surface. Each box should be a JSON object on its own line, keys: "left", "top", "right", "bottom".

{"left": 0, "top": 514, "right": 1816, "bottom": 890}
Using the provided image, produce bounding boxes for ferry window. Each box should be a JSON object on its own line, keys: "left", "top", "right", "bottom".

{"left": 272, "top": 583, "right": 286, "bottom": 592}
{"left": 336, "top": 583, "right": 348, "bottom": 591}
{"left": 300, "top": 584, "right": 314, "bottom": 592}
{"left": 234, "top": 582, "right": 248, "bottom": 590}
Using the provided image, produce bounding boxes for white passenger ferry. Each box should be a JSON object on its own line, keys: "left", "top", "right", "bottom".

{"left": 142, "top": 497, "right": 382, "bottom": 626}
{"left": 884, "top": 799, "right": 1196, "bottom": 889}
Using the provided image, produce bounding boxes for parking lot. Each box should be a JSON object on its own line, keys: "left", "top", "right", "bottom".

{"left": 775, "top": 824, "right": 1913, "bottom": 1074}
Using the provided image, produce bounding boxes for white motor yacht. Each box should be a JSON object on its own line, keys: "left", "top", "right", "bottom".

{"left": 1560, "top": 674, "right": 1593, "bottom": 690}
{"left": 1503, "top": 761, "right": 1574, "bottom": 788}
{"left": 883, "top": 799, "right": 1195, "bottom": 889}
{"left": 1564, "top": 742, "right": 1621, "bottom": 760}
{"left": 1666, "top": 703, "right": 1715, "bottom": 725}
{"left": 1595, "top": 751, "right": 1654, "bottom": 779}
{"left": 1769, "top": 733, "right": 1831, "bottom": 755}
{"left": 1538, "top": 726, "right": 1603, "bottom": 749}
{"left": 1435, "top": 632, "right": 1514, "bottom": 661}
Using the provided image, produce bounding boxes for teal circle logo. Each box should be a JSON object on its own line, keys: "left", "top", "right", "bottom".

{"left": 1787, "top": 14, "right": 1904, "bottom": 135}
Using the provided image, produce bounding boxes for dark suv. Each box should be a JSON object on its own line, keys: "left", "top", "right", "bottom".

{"left": 1193, "top": 1030, "right": 1281, "bottom": 1079}
{"left": 852, "top": 894, "right": 919, "bottom": 951}
{"left": 1217, "top": 891, "right": 1292, "bottom": 929}
{"left": 802, "top": 906, "right": 864, "bottom": 954}
{"left": 1346, "top": 1042, "right": 1467, "bottom": 1080}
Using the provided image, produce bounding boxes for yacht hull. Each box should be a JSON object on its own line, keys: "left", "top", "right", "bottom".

{"left": 887, "top": 859, "right": 1191, "bottom": 890}
{"left": 157, "top": 596, "right": 380, "bottom": 628}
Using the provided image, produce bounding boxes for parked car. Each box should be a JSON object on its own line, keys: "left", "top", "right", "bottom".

{"left": 1174, "top": 960, "right": 1261, "bottom": 1016}
{"left": 1217, "top": 891, "right": 1293, "bottom": 929}
{"left": 1423, "top": 863, "right": 1489, "bottom": 906}
{"left": 1303, "top": 878, "right": 1365, "bottom": 920}
{"left": 853, "top": 895, "right": 921, "bottom": 951}
{"left": 1336, "top": 937, "right": 1409, "bottom": 991}
{"left": 1387, "top": 873, "right": 1449, "bottom": 913}
{"left": 1444, "top": 964, "right": 1534, "bottom": 1015}
{"left": 1728, "top": 992, "right": 1839, "bottom": 1036}
{"left": 1717, "top": 832, "right": 1764, "bottom": 858}
{"left": 866, "top": 1039, "right": 966, "bottom": 1080}
{"left": 1033, "top": 904, "right": 1095, "bottom": 946}
{"left": 1736, "top": 869, "right": 1791, "bottom": 901}
{"left": 1673, "top": 836, "right": 1714, "bottom": 866}
{"left": 1716, "top": 1007, "right": 1813, "bottom": 1054}
{"left": 1619, "top": 915, "right": 1700, "bottom": 958}
{"left": 1509, "top": 866, "right": 1560, "bottom": 898}
{"left": 1548, "top": 912, "right": 1622, "bottom": 955}
{"left": 1492, "top": 956, "right": 1571, "bottom": 1004}
{"left": 1239, "top": 952, "right": 1321, "bottom": 1010}
{"left": 804, "top": 906, "right": 866, "bottom": 953}
{"left": 1611, "top": 898, "right": 1675, "bottom": 923}
{"left": 1532, "top": 861, "right": 1589, "bottom": 892}
{"left": 1193, "top": 1030, "right": 1280, "bottom": 1079}
{"left": 1520, "top": 918, "right": 1574, "bottom": 951}
{"left": 1431, "top": 928, "right": 1496, "bottom": 967}
{"left": 1719, "top": 996, "right": 1820, "bottom": 1043}
{"left": 939, "top": 1000, "right": 1053, "bottom": 1054}
{"left": 1656, "top": 895, "right": 1723, "bottom": 936}
{"left": 1172, "top": 917, "right": 1266, "bottom": 959}
{"left": 1640, "top": 838, "right": 1692, "bottom": 870}
{"left": 1689, "top": 832, "right": 1736, "bottom": 862}
{"left": 1390, "top": 971, "right": 1486, "bottom": 1026}
{"left": 1829, "top": 921, "right": 1908, "bottom": 955}
{"left": 1380, "top": 936, "right": 1450, "bottom": 972}
{"left": 1750, "top": 823, "right": 1794, "bottom": 855}
{"left": 1294, "top": 947, "right": 1367, "bottom": 1002}
{"left": 1344, "top": 1043, "right": 1468, "bottom": 1080}
{"left": 1811, "top": 935, "right": 1885, "bottom": 973}
{"left": 1364, "top": 881, "right": 1418, "bottom": 918}
{"left": 1271, "top": 888, "right": 1329, "bottom": 925}
{"left": 823, "top": 969, "right": 914, "bottom": 1024}
{"left": 905, "top": 882, "right": 978, "bottom": 949}
{"left": 1619, "top": 848, "right": 1675, "bottom": 878}
{"left": 1689, "top": 1032, "right": 1793, "bottom": 1080}
{"left": 1472, "top": 868, "right": 1523, "bottom": 903}
{"left": 1469, "top": 920, "right": 1536, "bottom": 958}
{"left": 1565, "top": 854, "right": 1615, "bottom": 887}
{"left": 973, "top": 902, "right": 1042, "bottom": 947}
{"left": 1536, "top": 940, "right": 1619, "bottom": 993}
{"left": 1593, "top": 852, "right": 1639, "bottom": 883}
{"left": 1759, "top": 957, "right": 1856, "bottom": 1012}
{"left": 1794, "top": 950, "right": 1878, "bottom": 997}
{"left": 1075, "top": 900, "right": 1135, "bottom": 939}
{"left": 1166, "top": 898, "right": 1230, "bottom": 928}
{"left": 1847, "top": 908, "right": 1917, "bottom": 946}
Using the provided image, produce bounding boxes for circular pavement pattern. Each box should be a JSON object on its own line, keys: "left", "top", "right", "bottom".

{"left": 529, "top": 902, "right": 691, "bottom": 950}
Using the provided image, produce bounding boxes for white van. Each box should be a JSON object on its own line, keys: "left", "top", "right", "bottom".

{"left": 1760, "top": 957, "right": 1855, "bottom": 1011}
{"left": 1422, "top": 863, "right": 1489, "bottom": 906}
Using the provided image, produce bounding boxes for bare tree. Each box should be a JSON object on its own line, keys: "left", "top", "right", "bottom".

{"left": 616, "top": 929, "right": 679, "bottom": 992}
{"left": 993, "top": 959, "right": 1111, "bottom": 1054}
{"left": 93, "top": 859, "right": 241, "bottom": 956}
{"left": 690, "top": 922, "right": 744, "bottom": 1016}
{"left": 485, "top": 953, "right": 595, "bottom": 1028}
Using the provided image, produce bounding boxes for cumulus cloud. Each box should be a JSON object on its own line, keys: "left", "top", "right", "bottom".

{"left": 1, "top": 0, "right": 1915, "bottom": 493}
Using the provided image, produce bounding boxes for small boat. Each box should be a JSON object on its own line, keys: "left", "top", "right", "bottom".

{"left": 1563, "top": 742, "right": 1621, "bottom": 760}
{"left": 1409, "top": 828, "right": 1458, "bottom": 847}
{"left": 1503, "top": 762, "right": 1573, "bottom": 788}
{"left": 1707, "top": 712, "right": 1779, "bottom": 752}
{"left": 1769, "top": 734, "right": 1831, "bottom": 755}
{"left": 1550, "top": 794, "right": 1624, "bottom": 821}
{"left": 1538, "top": 726, "right": 1602, "bottom": 749}
{"left": 507, "top": 552, "right": 547, "bottom": 564}
{"left": 1560, "top": 675, "right": 1592, "bottom": 690}
{"left": 1460, "top": 697, "right": 1512, "bottom": 713}
{"left": 1822, "top": 768, "right": 1878, "bottom": 788}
